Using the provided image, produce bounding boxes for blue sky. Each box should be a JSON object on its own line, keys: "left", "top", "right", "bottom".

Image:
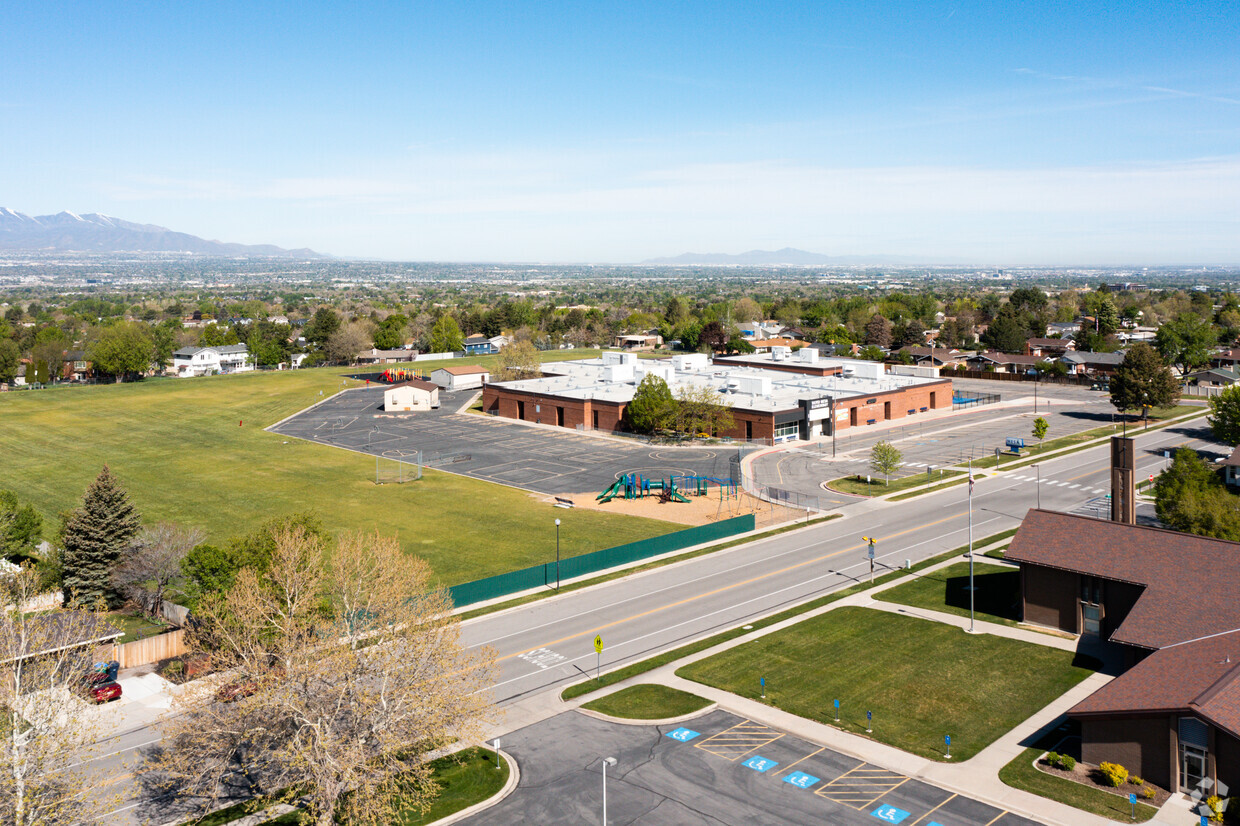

{"left": 3, "top": 1, "right": 1238, "bottom": 263}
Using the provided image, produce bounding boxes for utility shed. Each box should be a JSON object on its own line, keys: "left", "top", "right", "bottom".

{"left": 383, "top": 379, "right": 439, "bottom": 412}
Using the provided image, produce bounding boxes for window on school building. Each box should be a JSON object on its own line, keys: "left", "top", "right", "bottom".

{"left": 774, "top": 422, "right": 799, "bottom": 442}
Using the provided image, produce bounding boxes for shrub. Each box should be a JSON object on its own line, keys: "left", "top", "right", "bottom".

{"left": 1130, "top": 775, "right": 1144, "bottom": 786}
{"left": 1206, "top": 795, "right": 1225, "bottom": 822}
{"left": 1142, "top": 787, "right": 1156, "bottom": 800}
{"left": 1059, "top": 754, "right": 1076, "bottom": 770}
{"left": 1044, "top": 751, "right": 1059, "bottom": 766}
{"left": 1099, "top": 761, "right": 1129, "bottom": 787}
{"left": 161, "top": 659, "right": 185, "bottom": 681}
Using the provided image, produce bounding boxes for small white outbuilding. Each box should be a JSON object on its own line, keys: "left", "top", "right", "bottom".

{"left": 430, "top": 364, "right": 490, "bottom": 391}
{"left": 383, "top": 379, "right": 440, "bottom": 412}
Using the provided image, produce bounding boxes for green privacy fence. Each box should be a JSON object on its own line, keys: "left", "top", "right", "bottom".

{"left": 449, "top": 514, "right": 756, "bottom": 608}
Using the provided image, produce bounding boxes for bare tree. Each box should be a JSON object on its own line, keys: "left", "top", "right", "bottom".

{"left": 148, "top": 527, "right": 496, "bottom": 826}
{"left": 675, "top": 384, "right": 735, "bottom": 438}
{"left": 494, "top": 340, "right": 542, "bottom": 381}
{"left": 0, "top": 565, "right": 121, "bottom": 826}
{"left": 112, "top": 523, "right": 203, "bottom": 617}
{"left": 324, "top": 322, "right": 373, "bottom": 365}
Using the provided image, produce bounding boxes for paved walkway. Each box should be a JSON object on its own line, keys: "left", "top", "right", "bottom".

{"left": 487, "top": 545, "right": 1187, "bottom": 826}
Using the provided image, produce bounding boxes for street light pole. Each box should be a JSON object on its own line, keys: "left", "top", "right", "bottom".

{"left": 602, "top": 756, "right": 617, "bottom": 825}
{"left": 555, "top": 518, "right": 561, "bottom": 590}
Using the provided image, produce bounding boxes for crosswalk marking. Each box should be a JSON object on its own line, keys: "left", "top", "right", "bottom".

{"left": 1068, "top": 484, "right": 1080, "bottom": 489}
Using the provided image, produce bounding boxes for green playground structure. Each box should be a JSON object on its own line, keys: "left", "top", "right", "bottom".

{"left": 596, "top": 473, "right": 738, "bottom": 504}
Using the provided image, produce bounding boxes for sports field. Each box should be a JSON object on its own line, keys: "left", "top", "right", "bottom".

{"left": 0, "top": 354, "right": 679, "bottom": 587}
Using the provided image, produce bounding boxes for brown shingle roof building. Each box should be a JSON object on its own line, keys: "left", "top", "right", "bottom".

{"left": 1006, "top": 510, "right": 1240, "bottom": 793}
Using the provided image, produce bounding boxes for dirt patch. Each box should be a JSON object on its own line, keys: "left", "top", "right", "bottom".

{"left": 548, "top": 489, "right": 806, "bottom": 528}
{"left": 1035, "top": 755, "right": 1171, "bottom": 808}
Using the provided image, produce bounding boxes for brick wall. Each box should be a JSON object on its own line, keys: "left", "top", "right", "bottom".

{"left": 1020, "top": 563, "right": 1079, "bottom": 632}
{"left": 834, "top": 380, "right": 951, "bottom": 431}
{"left": 1079, "top": 715, "right": 1173, "bottom": 790}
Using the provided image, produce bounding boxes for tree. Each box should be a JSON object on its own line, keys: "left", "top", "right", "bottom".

{"left": 303, "top": 308, "right": 341, "bottom": 347}
{"left": 324, "top": 322, "right": 372, "bottom": 365}
{"left": 0, "top": 338, "right": 18, "bottom": 384}
{"left": 857, "top": 344, "right": 885, "bottom": 361}
{"left": 61, "top": 466, "right": 142, "bottom": 607}
{"left": 1153, "top": 448, "right": 1240, "bottom": 541}
{"left": 663, "top": 296, "right": 688, "bottom": 325}
{"left": 864, "top": 314, "right": 893, "bottom": 347}
{"left": 870, "top": 441, "right": 903, "bottom": 484}
{"left": 897, "top": 319, "right": 926, "bottom": 348}
{"left": 90, "top": 321, "right": 154, "bottom": 381}
{"left": 112, "top": 523, "right": 203, "bottom": 616}
{"left": 1110, "top": 343, "right": 1179, "bottom": 423}
{"left": 0, "top": 490, "right": 43, "bottom": 560}
{"left": 725, "top": 336, "right": 756, "bottom": 354}
{"left": 31, "top": 327, "right": 68, "bottom": 382}
{"left": 732, "top": 297, "right": 762, "bottom": 322}
{"left": 150, "top": 528, "right": 496, "bottom": 826}
{"left": 624, "top": 374, "right": 677, "bottom": 434}
{"left": 1032, "top": 416, "right": 1049, "bottom": 452}
{"left": 1208, "top": 384, "right": 1240, "bottom": 446}
{"left": 494, "top": 340, "right": 542, "bottom": 381}
{"left": 982, "top": 308, "right": 1029, "bottom": 354}
{"left": 697, "top": 321, "right": 728, "bottom": 353}
{"left": 1, "top": 565, "right": 124, "bottom": 825}
{"left": 1155, "top": 313, "right": 1217, "bottom": 375}
{"left": 674, "top": 384, "right": 733, "bottom": 438}
{"left": 1095, "top": 297, "right": 1120, "bottom": 335}
{"left": 428, "top": 314, "right": 465, "bottom": 353}
{"left": 181, "top": 513, "right": 329, "bottom": 599}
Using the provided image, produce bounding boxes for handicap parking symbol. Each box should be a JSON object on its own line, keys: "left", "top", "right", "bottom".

{"left": 871, "top": 805, "right": 911, "bottom": 823}
{"left": 742, "top": 755, "right": 779, "bottom": 773}
{"left": 783, "top": 771, "right": 820, "bottom": 789}
{"left": 665, "top": 727, "right": 700, "bottom": 742}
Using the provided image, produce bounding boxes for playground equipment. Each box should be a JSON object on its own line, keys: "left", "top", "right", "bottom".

{"left": 596, "top": 473, "right": 737, "bottom": 504}
{"left": 379, "top": 367, "right": 427, "bottom": 384}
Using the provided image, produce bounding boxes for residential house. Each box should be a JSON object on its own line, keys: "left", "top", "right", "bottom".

{"left": 1184, "top": 367, "right": 1240, "bottom": 388}
{"left": 171, "top": 344, "right": 253, "bottom": 377}
{"left": 1224, "top": 447, "right": 1240, "bottom": 489}
{"left": 1212, "top": 350, "right": 1240, "bottom": 370}
{"left": 267, "top": 315, "right": 290, "bottom": 325}
{"left": 1046, "top": 321, "right": 1080, "bottom": 338}
{"left": 1025, "top": 338, "right": 1076, "bottom": 358}
{"left": 63, "top": 350, "right": 93, "bottom": 381}
{"left": 1061, "top": 351, "right": 1125, "bottom": 377}
{"left": 356, "top": 348, "right": 416, "bottom": 365}
{"left": 746, "top": 337, "right": 803, "bottom": 354}
{"left": 463, "top": 334, "right": 509, "bottom": 355}
{"left": 740, "top": 321, "right": 784, "bottom": 341}
{"left": 895, "top": 346, "right": 970, "bottom": 367}
{"left": 1007, "top": 511, "right": 1240, "bottom": 794}
{"left": 965, "top": 351, "right": 1046, "bottom": 373}
{"left": 613, "top": 333, "right": 663, "bottom": 351}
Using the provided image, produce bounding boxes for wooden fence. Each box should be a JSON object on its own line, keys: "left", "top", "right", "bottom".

{"left": 111, "top": 629, "right": 187, "bottom": 669}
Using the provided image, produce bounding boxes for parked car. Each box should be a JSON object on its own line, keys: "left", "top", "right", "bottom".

{"left": 216, "top": 668, "right": 284, "bottom": 703}
{"left": 87, "top": 680, "right": 122, "bottom": 703}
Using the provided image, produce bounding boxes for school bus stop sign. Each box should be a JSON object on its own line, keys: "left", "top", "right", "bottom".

{"left": 594, "top": 635, "right": 604, "bottom": 654}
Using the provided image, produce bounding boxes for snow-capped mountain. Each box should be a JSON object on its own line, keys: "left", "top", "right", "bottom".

{"left": 0, "top": 209, "right": 323, "bottom": 257}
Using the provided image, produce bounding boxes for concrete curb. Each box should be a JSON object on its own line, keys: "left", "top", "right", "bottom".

{"left": 263, "top": 385, "right": 362, "bottom": 432}
{"left": 574, "top": 703, "right": 718, "bottom": 727}
{"left": 432, "top": 749, "right": 520, "bottom": 826}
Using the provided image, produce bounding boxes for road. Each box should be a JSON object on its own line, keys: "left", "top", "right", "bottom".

{"left": 100, "top": 411, "right": 1213, "bottom": 823}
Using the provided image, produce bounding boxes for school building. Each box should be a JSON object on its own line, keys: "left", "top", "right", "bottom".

{"left": 479, "top": 350, "right": 952, "bottom": 442}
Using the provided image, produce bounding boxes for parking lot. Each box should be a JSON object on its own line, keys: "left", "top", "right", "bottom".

{"left": 270, "top": 387, "right": 735, "bottom": 496}
{"left": 753, "top": 379, "right": 1130, "bottom": 507}
{"left": 470, "top": 709, "right": 1043, "bottom": 825}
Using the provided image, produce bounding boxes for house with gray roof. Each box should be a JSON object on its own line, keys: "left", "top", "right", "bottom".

{"left": 171, "top": 344, "right": 253, "bottom": 377}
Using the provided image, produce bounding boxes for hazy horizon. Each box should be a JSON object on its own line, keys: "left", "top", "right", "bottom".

{"left": 4, "top": 2, "right": 1238, "bottom": 265}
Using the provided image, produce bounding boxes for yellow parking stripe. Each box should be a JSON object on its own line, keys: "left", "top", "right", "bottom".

{"left": 910, "top": 793, "right": 957, "bottom": 825}
{"left": 983, "top": 813, "right": 1009, "bottom": 826}
{"left": 815, "top": 763, "right": 908, "bottom": 809}
{"left": 771, "top": 746, "right": 825, "bottom": 778}
{"left": 694, "top": 720, "right": 784, "bottom": 761}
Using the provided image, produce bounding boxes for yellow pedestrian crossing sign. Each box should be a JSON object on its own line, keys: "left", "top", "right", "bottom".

{"left": 594, "top": 635, "right": 604, "bottom": 654}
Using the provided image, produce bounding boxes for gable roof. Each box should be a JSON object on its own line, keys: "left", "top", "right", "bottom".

{"left": 1061, "top": 350, "right": 1125, "bottom": 366}
{"left": 385, "top": 378, "right": 439, "bottom": 393}
{"left": 437, "top": 365, "right": 490, "bottom": 375}
{"left": 1007, "top": 510, "right": 1240, "bottom": 650}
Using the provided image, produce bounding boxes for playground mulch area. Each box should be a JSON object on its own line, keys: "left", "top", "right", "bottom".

{"left": 556, "top": 487, "right": 802, "bottom": 527}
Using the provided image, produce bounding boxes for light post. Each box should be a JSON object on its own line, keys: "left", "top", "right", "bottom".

{"left": 368, "top": 426, "right": 379, "bottom": 484}
{"left": 601, "top": 756, "right": 617, "bottom": 825}
{"left": 862, "top": 536, "right": 876, "bottom": 584}
{"left": 968, "top": 460, "right": 975, "bottom": 633}
{"left": 554, "top": 518, "right": 561, "bottom": 590}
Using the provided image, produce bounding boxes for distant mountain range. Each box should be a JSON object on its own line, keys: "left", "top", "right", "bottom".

{"left": 641, "top": 248, "right": 924, "bottom": 266}
{"left": 0, "top": 209, "right": 323, "bottom": 258}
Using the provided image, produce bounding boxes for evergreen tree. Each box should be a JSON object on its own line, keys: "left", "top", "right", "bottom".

{"left": 1110, "top": 343, "right": 1179, "bottom": 423}
{"left": 61, "top": 466, "right": 142, "bottom": 607}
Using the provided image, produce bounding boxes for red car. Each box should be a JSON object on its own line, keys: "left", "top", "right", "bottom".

{"left": 88, "top": 681, "right": 122, "bottom": 703}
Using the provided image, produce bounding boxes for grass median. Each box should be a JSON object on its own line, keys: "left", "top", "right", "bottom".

{"left": 677, "top": 606, "right": 1096, "bottom": 762}
{"left": 560, "top": 527, "right": 1021, "bottom": 702}
{"left": 826, "top": 469, "right": 963, "bottom": 497}
{"left": 874, "top": 560, "right": 1020, "bottom": 627}
{"left": 581, "top": 684, "right": 711, "bottom": 720}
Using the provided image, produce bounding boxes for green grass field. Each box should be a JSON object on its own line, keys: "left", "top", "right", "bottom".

{"left": 1000, "top": 747, "right": 1157, "bottom": 822}
{"left": 874, "top": 560, "right": 1021, "bottom": 627}
{"left": 581, "top": 684, "right": 711, "bottom": 720}
{"left": 0, "top": 356, "right": 678, "bottom": 587}
{"left": 677, "top": 606, "right": 1095, "bottom": 762}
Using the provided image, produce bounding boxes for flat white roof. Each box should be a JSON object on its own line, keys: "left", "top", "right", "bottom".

{"left": 491, "top": 357, "right": 947, "bottom": 412}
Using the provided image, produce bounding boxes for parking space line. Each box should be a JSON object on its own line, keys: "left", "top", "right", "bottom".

{"left": 694, "top": 721, "right": 784, "bottom": 761}
{"left": 770, "top": 746, "right": 824, "bottom": 778}
{"left": 909, "top": 793, "right": 956, "bottom": 825}
{"left": 982, "top": 812, "right": 1010, "bottom": 826}
{"left": 815, "top": 764, "right": 907, "bottom": 809}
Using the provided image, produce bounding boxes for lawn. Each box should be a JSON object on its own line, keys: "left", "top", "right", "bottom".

{"left": 581, "top": 684, "right": 711, "bottom": 720}
{"left": 1000, "top": 747, "right": 1157, "bottom": 822}
{"left": 827, "top": 469, "right": 962, "bottom": 497}
{"left": 874, "top": 561, "right": 1021, "bottom": 627}
{"left": 676, "top": 607, "right": 1096, "bottom": 762}
{"left": 104, "top": 610, "right": 173, "bottom": 643}
{"left": 0, "top": 356, "right": 679, "bottom": 588}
